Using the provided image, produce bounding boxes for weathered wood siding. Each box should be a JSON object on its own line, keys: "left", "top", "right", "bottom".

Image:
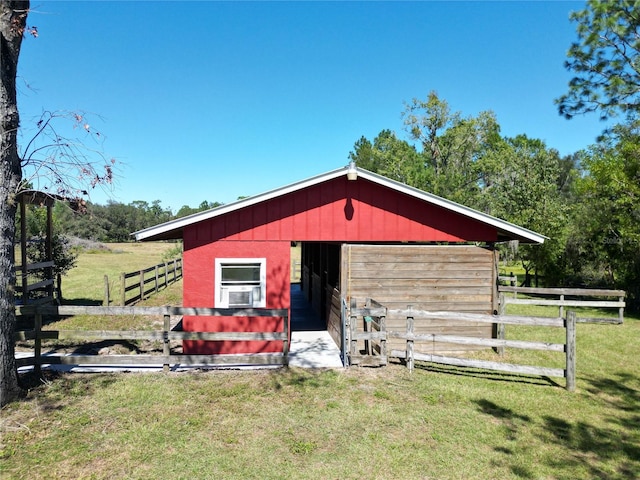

{"left": 311, "top": 272, "right": 322, "bottom": 315}
{"left": 326, "top": 286, "right": 342, "bottom": 348}
{"left": 342, "top": 244, "right": 497, "bottom": 354}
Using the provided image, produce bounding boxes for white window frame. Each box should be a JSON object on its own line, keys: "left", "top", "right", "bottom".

{"left": 214, "top": 258, "right": 266, "bottom": 308}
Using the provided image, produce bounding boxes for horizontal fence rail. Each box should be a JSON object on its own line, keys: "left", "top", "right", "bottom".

{"left": 16, "top": 260, "right": 57, "bottom": 306}
{"left": 499, "top": 286, "right": 625, "bottom": 324}
{"left": 103, "top": 257, "right": 183, "bottom": 306}
{"left": 349, "top": 301, "right": 577, "bottom": 391}
{"left": 15, "top": 305, "right": 289, "bottom": 371}
{"left": 498, "top": 274, "right": 518, "bottom": 287}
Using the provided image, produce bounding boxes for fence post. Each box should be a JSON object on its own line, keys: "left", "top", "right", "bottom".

{"left": 155, "top": 265, "right": 159, "bottom": 294}
{"left": 379, "top": 309, "right": 387, "bottom": 363}
{"left": 619, "top": 295, "right": 624, "bottom": 324}
{"left": 163, "top": 313, "right": 171, "bottom": 373}
{"left": 497, "top": 293, "right": 506, "bottom": 356}
{"left": 349, "top": 297, "right": 357, "bottom": 365}
{"left": 559, "top": 294, "right": 564, "bottom": 319}
{"left": 406, "top": 305, "right": 414, "bottom": 373}
{"left": 139, "top": 270, "right": 144, "bottom": 301}
{"left": 56, "top": 273, "right": 62, "bottom": 304}
{"left": 565, "top": 310, "right": 576, "bottom": 392}
{"left": 120, "top": 273, "right": 126, "bottom": 306}
{"left": 34, "top": 312, "right": 42, "bottom": 377}
{"left": 103, "top": 275, "right": 110, "bottom": 306}
{"left": 283, "top": 311, "right": 289, "bottom": 367}
{"left": 164, "top": 262, "right": 168, "bottom": 288}
{"left": 363, "top": 298, "right": 371, "bottom": 355}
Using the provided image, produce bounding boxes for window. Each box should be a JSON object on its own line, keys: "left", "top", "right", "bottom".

{"left": 215, "top": 258, "right": 266, "bottom": 308}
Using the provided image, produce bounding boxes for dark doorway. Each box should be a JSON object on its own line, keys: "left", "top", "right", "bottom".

{"left": 290, "top": 283, "right": 325, "bottom": 331}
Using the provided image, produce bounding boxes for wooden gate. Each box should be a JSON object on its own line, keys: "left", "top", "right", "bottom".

{"left": 347, "top": 298, "right": 387, "bottom": 366}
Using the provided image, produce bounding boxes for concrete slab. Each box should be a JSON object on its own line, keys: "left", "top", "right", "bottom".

{"left": 17, "top": 331, "right": 345, "bottom": 372}
{"left": 288, "top": 330, "right": 344, "bottom": 368}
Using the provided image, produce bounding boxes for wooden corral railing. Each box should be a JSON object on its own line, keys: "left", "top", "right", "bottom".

{"left": 290, "top": 260, "right": 301, "bottom": 282}
{"left": 387, "top": 307, "right": 577, "bottom": 391}
{"left": 498, "top": 274, "right": 518, "bottom": 288}
{"left": 16, "top": 260, "right": 57, "bottom": 306}
{"left": 104, "top": 258, "right": 183, "bottom": 306}
{"left": 349, "top": 300, "right": 578, "bottom": 391}
{"left": 498, "top": 286, "right": 626, "bottom": 324}
{"left": 348, "top": 298, "right": 388, "bottom": 366}
{"left": 15, "top": 305, "right": 289, "bottom": 372}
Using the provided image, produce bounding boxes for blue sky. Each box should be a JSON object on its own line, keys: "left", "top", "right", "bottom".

{"left": 17, "top": 1, "right": 608, "bottom": 212}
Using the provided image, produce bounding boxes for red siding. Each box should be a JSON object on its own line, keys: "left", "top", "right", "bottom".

{"left": 186, "top": 176, "right": 497, "bottom": 248}
{"left": 180, "top": 174, "right": 499, "bottom": 355}
{"left": 182, "top": 240, "right": 290, "bottom": 354}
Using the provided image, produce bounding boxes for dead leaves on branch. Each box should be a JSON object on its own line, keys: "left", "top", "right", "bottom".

{"left": 19, "top": 110, "right": 117, "bottom": 213}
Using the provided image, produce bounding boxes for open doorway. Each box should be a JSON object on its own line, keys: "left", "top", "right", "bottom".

{"left": 290, "top": 241, "right": 341, "bottom": 333}
{"left": 288, "top": 242, "right": 344, "bottom": 367}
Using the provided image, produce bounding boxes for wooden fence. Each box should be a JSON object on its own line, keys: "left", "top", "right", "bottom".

{"left": 16, "top": 260, "right": 57, "bottom": 306}
{"left": 104, "top": 258, "right": 183, "bottom": 306}
{"left": 15, "top": 305, "right": 289, "bottom": 372}
{"left": 349, "top": 298, "right": 387, "bottom": 366}
{"left": 498, "top": 285, "right": 625, "bottom": 324}
{"left": 348, "top": 300, "right": 578, "bottom": 391}
{"left": 498, "top": 274, "right": 518, "bottom": 288}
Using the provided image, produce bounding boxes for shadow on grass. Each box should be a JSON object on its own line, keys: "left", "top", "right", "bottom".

{"left": 17, "top": 371, "right": 120, "bottom": 413}
{"left": 72, "top": 340, "right": 143, "bottom": 355}
{"left": 62, "top": 298, "right": 103, "bottom": 306}
{"left": 475, "top": 372, "right": 640, "bottom": 479}
{"left": 540, "top": 372, "right": 640, "bottom": 479}
{"left": 409, "top": 361, "right": 562, "bottom": 388}
{"left": 268, "top": 367, "right": 339, "bottom": 391}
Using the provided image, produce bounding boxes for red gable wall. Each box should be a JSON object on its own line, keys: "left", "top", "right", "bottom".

{"left": 184, "top": 176, "right": 497, "bottom": 248}
{"left": 180, "top": 174, "right": 498, "bottom": 356}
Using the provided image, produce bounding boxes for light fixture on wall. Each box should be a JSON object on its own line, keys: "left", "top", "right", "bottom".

{"left": 346, "top": 160, "right": 358, "bottom": 181}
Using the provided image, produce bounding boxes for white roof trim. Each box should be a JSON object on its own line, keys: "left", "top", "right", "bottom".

{"left": 132, "top": 165, "right": 546, "bottom": 244}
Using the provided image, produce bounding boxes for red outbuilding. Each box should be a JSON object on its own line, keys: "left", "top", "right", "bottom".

{"left": 133, "top": 164, "right": 545, "bottom": 361}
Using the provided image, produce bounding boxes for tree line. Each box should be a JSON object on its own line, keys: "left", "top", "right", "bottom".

{"left": 19, "top": 199, "right": 223, "bottom": 244}
{"left": 349, "top": 92, "right": 639, "bottom": 310}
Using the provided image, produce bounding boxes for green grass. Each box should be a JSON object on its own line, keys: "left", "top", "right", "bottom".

{"left": 60, "top": 242, "right": 179, "bottom": 305}
{"left": 6, "top": 313, "right": 640, "bottom": 479}
{"left": 2, "top": 331, "right": 639, "bottom": 480}
{"left": 4, "top": 244, "right": 639, "bottom": 479}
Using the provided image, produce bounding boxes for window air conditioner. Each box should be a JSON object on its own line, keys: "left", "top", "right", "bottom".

{"left": 221, "top": 286, "right": 260, "bottom": 307}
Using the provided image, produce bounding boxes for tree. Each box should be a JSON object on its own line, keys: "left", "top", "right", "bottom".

{"left": 569, "top": 120, "right": 640, "bottom": 309}
{"left": 402, "top": 91, "right": 501, "bottom": 205}
{"left": 348, "top": 130, "right": 427, "bottom": 189}
{"left": 1, "top": 2, "right": 115, "bottom": 405}
{"left": 175, "top": 200, "right": 222, "bottom": 218}
{"left": 484, "top": 136, "right": 569, "bottom": 286}
{"left": 556, "top": 0, "right": 640, "bottom": 120}
{"left": 1, "top": 0, "right": 29, "bottom": 405}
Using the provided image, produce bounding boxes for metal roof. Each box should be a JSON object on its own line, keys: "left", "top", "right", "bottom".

{"left": 132, "top": 165, "right": 547, "bottom": 244}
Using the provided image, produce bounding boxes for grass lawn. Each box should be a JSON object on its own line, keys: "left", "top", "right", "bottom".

{"left": 60, "top": 242, "right": 180, "bottom": 305}
{"left": 3, "top": 244, "right": 639, "bottom": 479}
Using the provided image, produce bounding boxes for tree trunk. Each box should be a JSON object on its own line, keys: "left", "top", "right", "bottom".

{"left": 0, "top": 0, "right": 29, "bottom": 406}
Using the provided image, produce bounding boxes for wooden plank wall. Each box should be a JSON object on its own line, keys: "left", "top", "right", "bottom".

{"left": 311, "top": 273, "right": 322, "bottom": 315}
{"left": 343, "top": 244, "right": 496, "bottom": 355}
{"left": 326, "top": 286, "right": 342, "bottom": 348}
